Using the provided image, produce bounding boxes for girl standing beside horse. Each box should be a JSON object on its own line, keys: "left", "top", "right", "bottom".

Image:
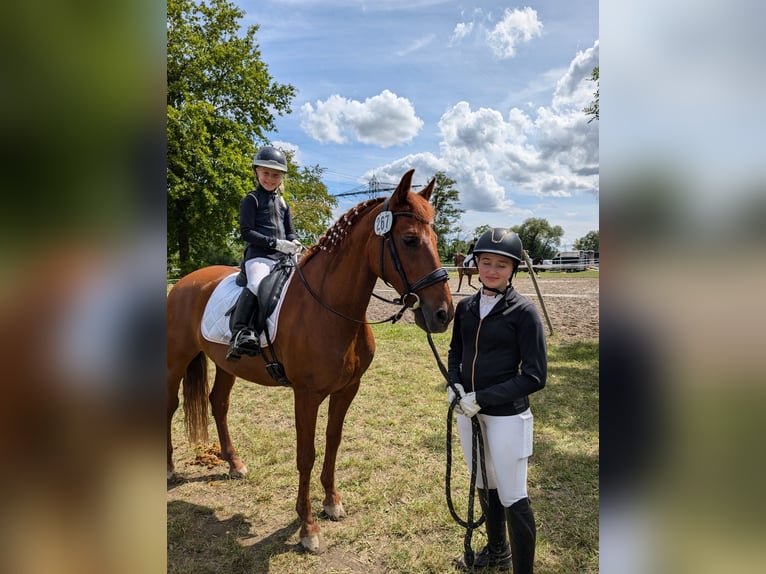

{"left": 447, "top": 228, "right": 547, "bottom": 573}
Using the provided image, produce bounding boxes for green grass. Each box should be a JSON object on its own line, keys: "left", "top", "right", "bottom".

{"left": 168, "top": 325, "right": 598, "bottom": 573}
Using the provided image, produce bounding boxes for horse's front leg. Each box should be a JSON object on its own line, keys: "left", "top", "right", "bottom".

{"left": 209, "top": 367, "right": 248, "bottom": 478}
{"left": 293, "top": 390, "right": 324, "bottom": 553}
{"left": 321, "top": 381, "right": 360, "bottom": 520}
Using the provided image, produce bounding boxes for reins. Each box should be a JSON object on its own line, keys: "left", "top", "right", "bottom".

{"left": 426, "top": 331, "right": 489, "bottom": 569}
{"left": 293, "top": 259, "right": 410, "bottom": 325}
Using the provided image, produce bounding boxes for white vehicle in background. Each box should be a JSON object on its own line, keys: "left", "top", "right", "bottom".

{"left": 550, "top": 250, "right": 596, "bottom": 272}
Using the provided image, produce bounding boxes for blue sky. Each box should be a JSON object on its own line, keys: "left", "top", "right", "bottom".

{"left": 237, "top": 0, "right": 599, "bottom": 247}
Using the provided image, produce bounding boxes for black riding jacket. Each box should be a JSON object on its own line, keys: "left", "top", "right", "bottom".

{"left": 240, "top": 185, "right": 296, "bottom": 260}
{"left": 447, "top": 286, "right": 547, "bottom": 416}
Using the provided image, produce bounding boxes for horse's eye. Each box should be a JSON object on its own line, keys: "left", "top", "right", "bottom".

{"left": 402, "top": 235, "right": 420, "bottom": 248}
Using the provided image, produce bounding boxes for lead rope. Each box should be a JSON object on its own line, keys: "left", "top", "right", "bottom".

{"left": 426, "top": 331, "right": 488, "bottom": 569}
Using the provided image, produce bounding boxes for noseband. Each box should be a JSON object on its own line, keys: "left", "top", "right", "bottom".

{"left": 374, "top": 198, "right": 449, "bottom": 309}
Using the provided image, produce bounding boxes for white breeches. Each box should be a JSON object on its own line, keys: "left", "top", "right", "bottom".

{"left": 244, "top": 257, "right": 277, "bottom": 294}
{"left": 457, "top": 409, "right": 534, "bottom": 507}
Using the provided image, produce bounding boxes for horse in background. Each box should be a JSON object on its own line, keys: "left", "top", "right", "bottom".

{"left": 454, "top": 251, "right": 479, "bottom": 292}
{"left": 166, "top": 169, "right": 454, "bottom": 553}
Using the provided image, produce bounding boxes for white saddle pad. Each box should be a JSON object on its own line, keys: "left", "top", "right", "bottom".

{"left": 200, "top": 272, "right": 293, "bottom": 347}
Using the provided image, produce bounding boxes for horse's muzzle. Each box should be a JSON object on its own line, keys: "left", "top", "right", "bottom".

{"left": 415, "top": 301, "right": 454, "bottom": 333}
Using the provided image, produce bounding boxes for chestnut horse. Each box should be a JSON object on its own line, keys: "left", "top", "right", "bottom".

{"left": 454, "top": 252, "right": 479, "bottom": 292}
{"left": 167, "top": 170, "right": 454, "bottom": 553}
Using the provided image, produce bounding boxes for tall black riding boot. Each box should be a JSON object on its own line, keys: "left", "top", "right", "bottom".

{"left": 464, "top": 488, "right": 511, "bottom": 570}
{"left": 226, "top": 288, "right": 259, "bottom": 361}
{"left": 506, "top": 497, "right": 536, "bottom": 574}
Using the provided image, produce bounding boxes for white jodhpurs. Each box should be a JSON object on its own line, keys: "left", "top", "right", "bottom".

{"left": 244, "top": 257, "right": 277, "bottom": 295}
{"left": 457, "top": 409, "right": 534, "bottom": 507}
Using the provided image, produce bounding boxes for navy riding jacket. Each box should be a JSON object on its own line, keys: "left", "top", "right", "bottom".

{"left": 240, "top": 185, "right": 296, "bottom": 260}
{"left": 447, "top": 286, "right": 547, "bottom": 416}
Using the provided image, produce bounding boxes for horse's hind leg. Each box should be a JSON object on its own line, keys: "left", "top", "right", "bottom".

{"left": 210, "top": 366, "right": 248, "bottom": 478}
{"left": 166, "top": 357, "right": 189, "bottom": 480}
{"left": 321, "top": 381, "right": 360, "bottom": 521}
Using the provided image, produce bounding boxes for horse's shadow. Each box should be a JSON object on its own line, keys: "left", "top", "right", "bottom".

{"left": 168, "top": 499, "right": 304, "bottom": 570}
{"left": 166, "top": 470, "right": 235, "bottom": 491}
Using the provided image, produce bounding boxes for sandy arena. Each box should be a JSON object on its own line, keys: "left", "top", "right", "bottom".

{"left": 365, "top": 272, "right": 599, "bottom": 341}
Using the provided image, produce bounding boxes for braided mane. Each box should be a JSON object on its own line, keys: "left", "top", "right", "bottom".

{"left": 301, "top": 197, "right": 385, "bottom": 264}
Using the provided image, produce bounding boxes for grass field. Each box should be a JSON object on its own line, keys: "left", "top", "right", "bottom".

{"left": 167, "top": 323, "right": 598, "bottom": 573}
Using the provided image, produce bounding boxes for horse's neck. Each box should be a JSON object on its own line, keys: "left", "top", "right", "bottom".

{"left": 301, "top": 242, "right": 378, "bottom": 315}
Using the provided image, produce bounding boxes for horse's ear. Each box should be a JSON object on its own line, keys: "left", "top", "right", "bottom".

{"left": 391, "top": 169, "right": 416, "bottom": 207}
{"left": 419, "top": 177, "right": 436, "bottom": 202}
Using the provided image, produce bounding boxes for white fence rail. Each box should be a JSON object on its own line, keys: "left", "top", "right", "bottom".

{"left": 446, "top": 261, "right": 599, "bottom": 273}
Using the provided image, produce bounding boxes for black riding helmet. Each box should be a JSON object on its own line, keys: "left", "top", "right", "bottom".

{"left": 252, "top": 146, "right": 288, "bottom": 172}
{"left": 473, "top": 229, "right": 524, "bottom": 291}
{"left": 472, "top": 228, "right": 523, "bottom": 263}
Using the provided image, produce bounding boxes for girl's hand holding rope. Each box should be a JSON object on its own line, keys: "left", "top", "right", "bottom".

{"left": 459, "top": 393, "right": 481, "bottom": 417}
{"left": 447, "top": 382, "right": 466, "bottom": 414}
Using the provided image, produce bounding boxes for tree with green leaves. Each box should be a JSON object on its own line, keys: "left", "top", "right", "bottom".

{"left": 167, "top": 0, "right": 295, "bottom": 274}
{"left": 583, "top": 66, "right": 599, "bottom": 123}
{"left": 511, "top": 218, "right": 564, "bottom": 259}
{"left": 429, "top": 171, "right": 463, "bottom": 260}
{"left": 283, "top": 161, "right": 337, "bottom": 246}
{"left": 574, "top": 230, "right": 599, "bottom": 252}
{"left": 472, "top": 224, "right": 492, "bottom": 239}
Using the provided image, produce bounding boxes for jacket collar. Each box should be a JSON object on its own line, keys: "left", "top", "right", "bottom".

{"left": 467, "top": 285, "right": 517, "bottom": 314}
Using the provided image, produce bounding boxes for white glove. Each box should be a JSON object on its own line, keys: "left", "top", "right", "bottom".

{"left": 275, "top": 239, "right": 298, "bottom": 254}
{"left": 292, "top": 239, "right": 304, "bottom": 252}
{"left": 459, "top": 392, "right": 481, "bottom": 418}
{"left": 447, "top": 383, "right": 466, "bottom": 412}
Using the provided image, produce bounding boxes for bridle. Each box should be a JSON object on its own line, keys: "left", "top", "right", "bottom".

{"left": 375, "top": 197, "right": 449, "bottom": 310}
{"left": 294, "top": 198, "right": 449, "bottom": 325}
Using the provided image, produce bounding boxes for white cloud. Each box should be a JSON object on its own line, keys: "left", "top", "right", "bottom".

{"left": 396, "top": 33, "right": 436, "bottom": 56}
{"left": 366, "top": 41, "right": 599, "bottom": 216}
{"left": 486, "top": 7, "right": 543, "bottom": 59}
{"left": 551, "top": 40, "right": 599, "bottom": 112}
{"left": 448, "top": 21, "right": 474, "bottom": 46}
{"left": 299, "top": 95, "right": 348, "bottom": 144}
{"left": 300, "top": 90, "right": 423, "bottom": 147}
{"left": 271, "top": 140, "right": 301, "bottom": 164}
{"left": 360, "top": 152, "right": 447, "bottom": 187}
{"left": 449, "top": 7, "right": 542, "bottom": 58}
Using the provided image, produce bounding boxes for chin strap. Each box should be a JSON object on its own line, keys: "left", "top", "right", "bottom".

{"left": 480, "top": 283, "right": 510, "bottom": 296}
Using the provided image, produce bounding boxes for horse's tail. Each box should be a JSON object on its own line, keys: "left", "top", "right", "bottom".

{"left": 182, "top": 351, "right": 209, "bottom": 446}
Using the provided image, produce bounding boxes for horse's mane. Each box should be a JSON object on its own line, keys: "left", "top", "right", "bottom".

{"left": 300, "top": 189, "right": 435, "bottom": 266}
{"left": 300, "top": 197, "right": 386, "bottom": 265}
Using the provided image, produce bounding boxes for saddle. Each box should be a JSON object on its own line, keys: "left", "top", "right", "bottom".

{"left": 229, "top": 258, "right": 294, "bottom": 336}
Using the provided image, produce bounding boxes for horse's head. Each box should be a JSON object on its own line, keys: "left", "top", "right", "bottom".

{"left": 370, "top": 169, "right": 454, "bottom": 333}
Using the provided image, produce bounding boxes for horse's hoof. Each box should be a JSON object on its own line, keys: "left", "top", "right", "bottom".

{"left": 229, "top": 464, "right": 248, "bottom": 479}
{"left": 300, "top": 532, "right": 326, "bottom": 554}
{"left": 323, "top": 502, "right": 346, "bottom": 521}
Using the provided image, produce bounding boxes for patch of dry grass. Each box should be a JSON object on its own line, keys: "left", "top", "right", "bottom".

{"left": 168, "top": 325, "right": 598, "bottom": 573}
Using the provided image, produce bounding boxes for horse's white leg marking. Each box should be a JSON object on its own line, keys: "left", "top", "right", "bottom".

{"left": 323, "top": 500, "right": 346, "bottom": 520}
